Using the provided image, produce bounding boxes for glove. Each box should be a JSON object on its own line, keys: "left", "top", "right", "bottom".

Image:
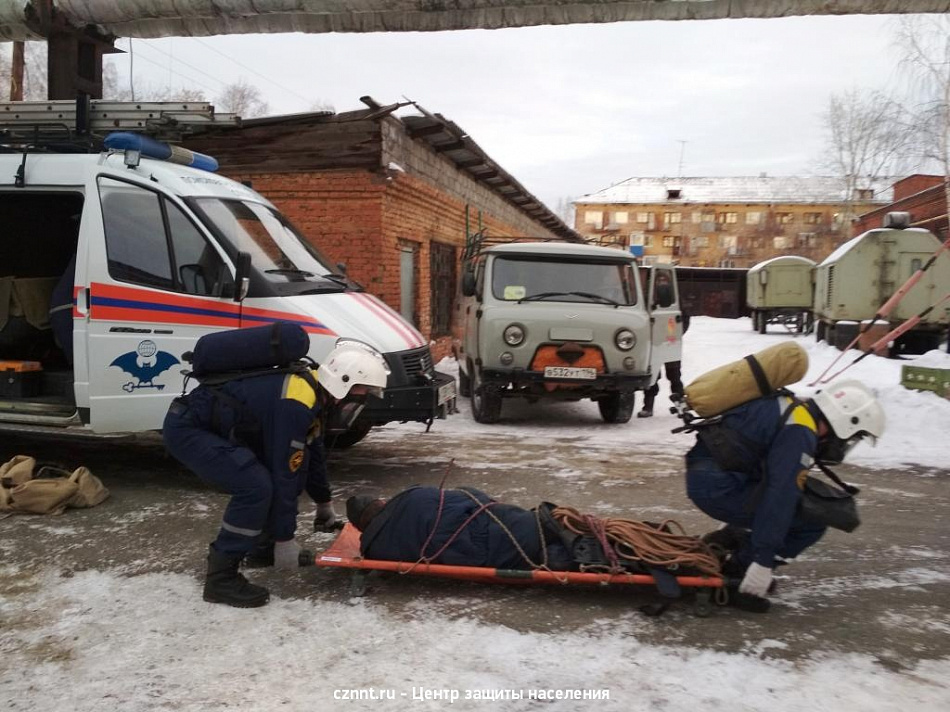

{"left": 273, "top": 539, "right": 302, "bottom": 569}
{"left": 314, "top": 501, "right": 340, "bottom": 532}
{"left": 738, "top": 562, "right": 774, "bottom": 598}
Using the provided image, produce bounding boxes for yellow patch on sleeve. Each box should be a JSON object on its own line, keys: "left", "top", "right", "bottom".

{"left": 288, "top": 450, "right": 304, "bottom": 472}
{"left": 796, "top": 469, "right": 809, "bottom": 490}
{"left": 282, "top": 374, "right": 317, "bottom": 408}
{"left": 789, "top": 404, "right": 817, "bottom": 433}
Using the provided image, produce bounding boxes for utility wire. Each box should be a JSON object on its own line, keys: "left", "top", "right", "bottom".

{"left": 134, "top": 40, "right": 230, "bottom": 90}
{"left": 126, "top": 50, "right": 223, "bottom": 96}
{"left": 191, "top": 37, "right": 312, "bottom": 104}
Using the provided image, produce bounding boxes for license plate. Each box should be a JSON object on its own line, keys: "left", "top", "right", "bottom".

{"left": 544, "top": 366, "right": 597, "bottom": 380}
{"left": 438, "top": 381, "right": 457, "bottom": 405}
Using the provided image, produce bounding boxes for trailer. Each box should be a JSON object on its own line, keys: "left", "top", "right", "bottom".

{"left": 746, "top": 256, "right": 815, "bottom": 334}
{"left": 814, "top": 213, "right": 950, "bottom": 354}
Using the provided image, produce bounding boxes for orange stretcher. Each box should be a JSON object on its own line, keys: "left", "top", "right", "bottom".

{"left": 314, "top": 524, "right": 724, "bottom": 615}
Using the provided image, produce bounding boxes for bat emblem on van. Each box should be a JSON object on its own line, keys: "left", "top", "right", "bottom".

{"left": 110, "top": 340, "right": 180, "bottom": 393}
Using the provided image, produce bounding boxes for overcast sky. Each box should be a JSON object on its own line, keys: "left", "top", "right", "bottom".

{"left": 106, "top": 13, "right": 916, "bottom": 213}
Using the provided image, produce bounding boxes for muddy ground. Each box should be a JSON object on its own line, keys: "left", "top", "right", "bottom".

{"left": 1, "top": 423, "right": 948, "bottom": 672}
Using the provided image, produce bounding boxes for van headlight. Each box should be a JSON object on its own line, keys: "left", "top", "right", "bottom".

{"left": 615, "top": 329, "right": 636, "bottom": 351}
{"left": 503, "top": 324, "right": 525, "bottom": 346}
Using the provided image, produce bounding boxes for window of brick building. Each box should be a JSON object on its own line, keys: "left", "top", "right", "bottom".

{"left": 804, "top": 212, "right": 823, "bottom": 225}
{"left": 717, "top": 212, "right": 738, "bottom": 224}
{"left": 584, "top": 210, "right": 603, "bottom": 228}
{"left": 776, "top": 212, "right": 794, "bottom": 225}
{"left": 663, "top": 211, "right": 682, "bottom": 228}
{"left": 662, "top": 236, "right": 677, "bottom": 247}
{"left": 429, "top": 242, "right": 456, "bottom": 337}
{"left": 774, "top": 236, "right": 788, "bottom": 249}
{"left": 643, "top": 235, "right": 654, "bottom": 247}
{"left": 692, "top": 236, "right": 709, "bottom": 247}
{"left": 636, "top": 212, "right": 650, "bottom": 223}
{"left": 746, "top": 211, "right": 761, "bottom": 225}
{"left": 613, "top": 211, "right": 629, "bottom": 224}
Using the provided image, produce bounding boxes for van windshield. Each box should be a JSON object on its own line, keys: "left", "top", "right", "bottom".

{"left": 491, "top": 256, "right": 637, "bottom": 305}
{"left": 191, "top": 198, "right": 336, "bottom": 281}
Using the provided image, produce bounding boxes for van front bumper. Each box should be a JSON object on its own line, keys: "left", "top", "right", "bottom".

{"left": 364, "top": 370, "right": 457, "bottom": 424}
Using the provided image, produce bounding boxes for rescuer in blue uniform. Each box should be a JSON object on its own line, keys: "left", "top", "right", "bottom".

{"left": 163, "top": 340, "right": 388, "bottom": 608}
{"left": 685, "top": 380, "right": 884, "bottom": 612}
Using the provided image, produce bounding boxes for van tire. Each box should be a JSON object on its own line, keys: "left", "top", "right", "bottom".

{"left": 326, "top": 419, "right": 373, "bottom": 449}
{"left": 458, "top": 366, "right": 472, "bottom": 398}
{"left": 598, "top": 391, "right": 634, "bottom": 424}
{"left": 471, "top": 371, "right": 502, "bottom": 424}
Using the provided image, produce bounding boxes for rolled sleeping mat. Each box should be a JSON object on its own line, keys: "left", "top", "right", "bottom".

{"left": 684, "top": 340, "right": 809, "bottom": 417}
{"left": 186, "top": 322, "right": 310, "bottom": 376}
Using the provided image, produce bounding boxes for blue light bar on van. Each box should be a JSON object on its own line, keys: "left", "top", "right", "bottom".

{"left": 103, "top": 132, "right": 219, "bottom": 172}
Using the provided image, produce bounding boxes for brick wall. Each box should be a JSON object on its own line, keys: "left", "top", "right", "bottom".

{"left": 854, "top": 181, "right": 948, "bottom": 239}
{"left": 893, "top": 175, "right": 945, "bottom": 202}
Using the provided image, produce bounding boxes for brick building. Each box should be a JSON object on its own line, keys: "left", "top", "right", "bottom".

{"left": 573, "top": 176, "right": 890, "bottom": 268}
{"left": 187, "top": 100, "right": 579, "bottom": 361}
{"left": 853, "top": 174, "right": 948, "bottom": 239}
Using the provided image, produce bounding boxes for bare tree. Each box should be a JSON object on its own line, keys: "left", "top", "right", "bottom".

{"left": 215, "top": 78, "right": 269, "bottom": 118}
{"left": 102, "top": 61, "right": 206, "bottom": 103}
{"left": 897, "top": 15, "right": 950, "bottom": 220}
{"left": 821, "top": 88, "right": 913, "bottom": 227}
{"left": 0, "top": 42, "right": 47, "bottom": 100}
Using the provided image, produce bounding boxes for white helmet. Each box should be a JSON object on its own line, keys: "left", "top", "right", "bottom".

{"left": 317, "top": 344, "right": 389, "bottom": 399}
{"left": 812, "top": 379, "right": 885, "bottom": 441}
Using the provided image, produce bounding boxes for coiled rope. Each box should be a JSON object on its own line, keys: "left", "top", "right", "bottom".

{"left": 551, "top": 506, "right": 722, "bottom": 577}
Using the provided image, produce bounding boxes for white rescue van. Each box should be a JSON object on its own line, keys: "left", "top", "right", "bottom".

{"left": 0, "top": 102, "right": 455, "bottom": 444}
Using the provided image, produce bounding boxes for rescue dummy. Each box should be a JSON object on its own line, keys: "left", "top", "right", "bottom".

{"left": 683, "top": 377, "right": 884, "bottom": 613}
{"left": 163, "top": 324, "right": 388, "bottom": 608}
{"left": 346, "top": 487, "right": 720, "bottom": 582}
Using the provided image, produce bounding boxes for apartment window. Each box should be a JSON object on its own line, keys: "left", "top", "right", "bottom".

{"left": 663, "top": 211, "right": 682, "bottom": 228}
{"left": 662, "top": 236, "right": 677, "bottom": 247}
{"left": 643, "top": 235, "right": 653, "bottom": 247}
{"left": 692, "top": 236, "right": 709, "bottom": 248}
{"left": 798, "top": 232, "right": 818, "bottom": 247}
{"left": 719, "top": 235, "right": 737, "bottom": 250}
{"left": 691, "top": 211, "right": 702, "bottom": 224}
{"left": 667, "top": 189, "right": 682, "bottom": 199}
{"left": 636, "top": 212, "right": 650, "bottom": 223}
{"left": 429, "top": 242, "right": 456, "bottom": 337}
{"left": 774, "top": 236, "right": 788, "bottom": 249}
{"left": 613, "top": 211, "right": 629, "bottom": 224}
{"left": 855, "top": 188, "right": 875, "bottom": 200}
{"left": 776, "top": 212, "right": 794, "bottom": 225}
{"left": 803, "top": 212, "right": 823, "bottom": 225}
{"left": 745, "top": 211, "right": 761, "bottom": 225}
{"left": 584, "top": 210, "right": 603, "bottom": 229}
{"left": 717, "top": 212, "right": 738, "bottom": 224}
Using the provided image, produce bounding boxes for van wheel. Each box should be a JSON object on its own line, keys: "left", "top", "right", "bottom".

{"left": 599, "top": 391, "right": 634, "bottom": 424}
{"left": 326, "top": 419, "right": 373, "bottom": 449}
{"left": 471, "top": 371, "right": 502, "bottom": 424}
{"left": 458, "top": 365, "right": 472, "bottom": 398}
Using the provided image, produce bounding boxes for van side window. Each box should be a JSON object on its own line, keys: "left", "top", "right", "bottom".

{"left": 99, "top": 177, "right": 227, "bottom": 296}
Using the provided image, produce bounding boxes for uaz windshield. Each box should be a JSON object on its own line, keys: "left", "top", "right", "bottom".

{"left": 191, "top": 198, "right": 335, "bottom": 282}
{"left": 491, "top": 256, "right": 637, "bottom": 305}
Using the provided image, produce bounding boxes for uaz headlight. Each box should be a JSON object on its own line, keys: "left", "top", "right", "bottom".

{"left": 615, "top": 328, "right": 636, "bottom": 351}
{"left": 503, "top": 324, "right": 525, "bottom": 346}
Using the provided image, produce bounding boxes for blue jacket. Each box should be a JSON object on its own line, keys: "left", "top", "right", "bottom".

{"left": 360, "top": 486, "right": 572, "bottom": 570}
{"left": 179, "top": 370, "right": 324, "bottom": 540}
{"left": 687, "top": 394, "right": 818, "bottom": 567}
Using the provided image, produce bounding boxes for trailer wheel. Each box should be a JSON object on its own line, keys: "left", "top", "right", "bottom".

{"left": 750, "top": 310, "right": 758, "bottom": 331}
{"left": 816, "top": 320, "right": 826, "bottom": 343}
{"left": 757, "top": 310, "right": 767, "bottom": 334}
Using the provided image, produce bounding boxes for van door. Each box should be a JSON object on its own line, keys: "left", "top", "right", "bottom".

{"left": 461, "top": 255, "right": 486, "bottom": 379}
{"left": 84, "top": 173, "right": 235, "bottom": 432}
{"left": 646, "top": 265, "right": 683, "bottom": 376}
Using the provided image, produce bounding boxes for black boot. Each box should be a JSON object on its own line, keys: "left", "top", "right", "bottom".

{"left": 637, "top": 399, "right": 654, "bottom": 418}
{"left": 204, "top": 545, "right": 269, "bottom": 608}
{"left": 702, "top": 525, "right": 751, "bottom": 558}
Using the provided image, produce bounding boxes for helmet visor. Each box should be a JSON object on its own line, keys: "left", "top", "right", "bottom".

{"left": 817, "top": 432, "right": 869, "bottom": 465}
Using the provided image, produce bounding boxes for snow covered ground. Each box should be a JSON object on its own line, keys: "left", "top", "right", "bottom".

{"left": 1, "top": 317, "right": 948, "bottom": 711}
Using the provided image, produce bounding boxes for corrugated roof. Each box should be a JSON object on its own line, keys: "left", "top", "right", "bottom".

{"left": 3, "top": 1, "right": 949, "bottom": 40}
{"left": 575, "top": 176, "right": 895, "bottom": 206}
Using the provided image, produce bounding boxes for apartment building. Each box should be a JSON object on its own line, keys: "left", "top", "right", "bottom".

{"left": 574, "top": 176, "right": 891, "bottom": 267}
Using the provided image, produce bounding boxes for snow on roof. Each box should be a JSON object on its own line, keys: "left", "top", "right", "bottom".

{"left": 748, "top": 255, "right": 817, "bottom": 272}
{"left": 575, "top": 176, "right": 895, "bottom": 206}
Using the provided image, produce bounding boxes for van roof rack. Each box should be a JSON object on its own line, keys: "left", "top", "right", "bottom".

{"left": 0, "top": 98, "right": 240, "bottom": 149}
{"left": 462, "top": 232, "right": 575, "bottom": 262}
